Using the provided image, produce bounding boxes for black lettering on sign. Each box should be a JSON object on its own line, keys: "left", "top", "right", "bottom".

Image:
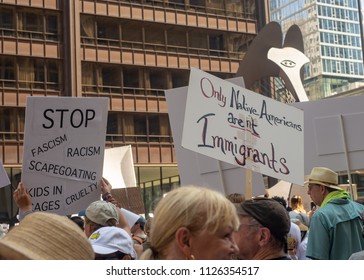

{"left": 42, "top": 109, "right": 96, "bottom": 129}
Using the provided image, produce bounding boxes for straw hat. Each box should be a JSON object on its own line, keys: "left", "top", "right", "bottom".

{"left": 304, "top": 167, "right": 341, "bottom": 190}
{"left": 0, "top": 212, "right": 94, "bottom": 260}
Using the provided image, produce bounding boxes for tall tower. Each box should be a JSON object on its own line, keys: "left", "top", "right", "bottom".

{"left": 270, "top": 0, "right": 364, "bottom": 100}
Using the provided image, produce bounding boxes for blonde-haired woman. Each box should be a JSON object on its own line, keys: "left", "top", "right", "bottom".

{"left": 140, "top": 186, "right": 239, "bottom": 260}
{"left": 289, "top": 195, "right": 310, "bottom": 227}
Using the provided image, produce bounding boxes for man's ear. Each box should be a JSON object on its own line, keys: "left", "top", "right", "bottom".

{"left": 258, "top": 227, "right": 271, "bottom": 246}
{"left": 175, "top": 227, "right": 192, "bottom": 256}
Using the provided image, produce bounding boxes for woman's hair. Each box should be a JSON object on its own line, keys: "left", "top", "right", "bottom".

{"left": 290, "top": 195, "right": 306, "bottom": 213}
{"left": 140, "top": 186, "right": 239, "bottom": 260}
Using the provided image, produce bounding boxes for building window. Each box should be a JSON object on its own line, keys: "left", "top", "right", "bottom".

{"left": 0, "top": 57, "right": 15, "bottom": 87}
{"left": 0, "top": 7, "right": 14, "bottom": 35}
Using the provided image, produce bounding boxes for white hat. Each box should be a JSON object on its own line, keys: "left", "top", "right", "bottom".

{"left": 89, "top": 226, "right": 136, "bottom": 259}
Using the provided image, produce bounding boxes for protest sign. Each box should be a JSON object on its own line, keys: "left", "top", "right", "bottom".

{"left": 103, "top": 146, "right": 136, "bottom": 189}
{"left": 293, "top": 95, "right": 364, "bottom": 173}
{"left": 182, "top": 68, "right": 304, "bottom": 185}
{"left": 166, "top": 84, "right": 266, "bottom": 197}
{"left": 0, "top": 161, "right": 10, "bottom": 188}
{"left": 21, "top": 97, "right": 108, "bottom": 215}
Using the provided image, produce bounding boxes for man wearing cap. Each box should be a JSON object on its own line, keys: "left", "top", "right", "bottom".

{"left": 305, "top": 167, "right": 364, "bottom": 260}
{"left": 234, "top": 198, "right": 291, "bottom": 260}
{"left": 89, "top": 227, "right": 137, "bottom": 260}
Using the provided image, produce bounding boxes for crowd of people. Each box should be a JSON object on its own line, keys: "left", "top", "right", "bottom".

{"left": 0, "top": 166, "right": 363, "bottom": 260}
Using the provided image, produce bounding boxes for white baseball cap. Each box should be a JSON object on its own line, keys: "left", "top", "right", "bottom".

{"left": 89, "top": 226, "right": 136, "bottom": 259}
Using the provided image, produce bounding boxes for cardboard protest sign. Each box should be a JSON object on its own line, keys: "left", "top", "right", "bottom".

{"left": 103, "top": 146, "right": 136, "bottom": 189}
{"left": 0, "top": 161, "right": 10, "bottom": 188}
{"left": 293, "top": 95, "right": 364, "bottom": 174}
{"left": 21, "top": 97, "right": 108, "bottom": 215}
{"left": 165, "top": 80, "right": 266, "bottom": 197}
{"left": 182, "top": 68, "right": 304, "bottom": 185}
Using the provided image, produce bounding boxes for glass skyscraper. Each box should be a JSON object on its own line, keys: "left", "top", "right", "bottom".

{"left": 270, "top": 0, "right": 364, "bottom": 100}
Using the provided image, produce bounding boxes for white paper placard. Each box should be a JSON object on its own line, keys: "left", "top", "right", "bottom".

{"left": 21, "top": 97, "right": 108, "bottom": 215}
{"left": 103, "top": 146, "right": 136, "bottom": 189}
{"left": 182, "top": 68, "right": 304, "bottom": 185}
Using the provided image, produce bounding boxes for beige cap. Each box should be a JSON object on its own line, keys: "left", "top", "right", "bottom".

{"left": 85, "top": 200, "right": 119, "bottom": 226}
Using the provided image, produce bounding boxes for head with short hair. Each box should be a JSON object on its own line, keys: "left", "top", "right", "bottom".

{"left": 0, "top": 212, "right": 94, "bottom": 260}
{"left": 141, "top": 186, "right": 239, "bottom": 260}
{"left": 226, "top": 193, "right": 246, "bottom": 204}
{"left": 84, "top": 200, "right": 119, "bottom": 237}
{"left": 271, "top": 196, "right": 287, "bottom": 209}
{"left": 133, "top": 216, "right": 146, "bottom": 231}
{"left": 234, "top": 198, "right": 290, "bottom": 259}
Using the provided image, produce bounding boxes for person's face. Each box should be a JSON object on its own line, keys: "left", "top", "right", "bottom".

{"left": 84, "top": 221, "right": 93, "bottom": 238}
{"left": 189, "top": 225, "right": 238, "bottom": 260}
{"left": 307, "top": 184, "right": 325, "bottom": 206}
{"left": 131, "top": 223, "right": 139, "bottom": 234}
{"left": 233, "top": 216, "right": 261, "bottom": 259}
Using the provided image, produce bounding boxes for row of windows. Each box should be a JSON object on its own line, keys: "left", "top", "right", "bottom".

{"left": 320, "top": 32, "right": 362, "bottom": 47}
{"left": 317, "top": 0, "right": 357, "bottom": 9}
{"left": 319, "top": 18, "right": 361, "bottom": 35}
{"left": 0, "top": 57, "right": 61, "bottom": 90}
{"left": 318, "top": 5, "right": 359, "bottom": 21}
{"left": 322, "top": 59, "right": 363, "bottom": 76}
{"left": 80, "top": 16, "right": 250, "bottom": 57}
{"left": 105, "top": 0, "right": 257, "bottom": 18}
{"left": 270, "top": 0, "right": 307, "bottom": 21}
{"left": 82, "top": 63, "right": 193, "bottom": 95}
{"left": 270, "top": 0, "right": 306, "bottom": 12}
{"left": 321, "top": 45, "right": 363, "bottom": 61}
{"left": 0, "top": 56, "right": 193, "bottom": 95}
{"left": 0, "top": 7, "right": 61, "bottom": 41}
{"left": 107, "top": 112, "right": 171, "bottom": 142}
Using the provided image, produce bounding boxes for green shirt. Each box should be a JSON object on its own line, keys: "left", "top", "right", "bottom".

{"left": 306, "top": 199, "right": 364, "bottom": 260}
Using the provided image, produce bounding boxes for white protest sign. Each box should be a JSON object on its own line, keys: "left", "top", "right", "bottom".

{"left": 103, "top": 146, "right": 136, "bottom": 189}
{"left": 0, "top": 161, "right": 10, "bottom": 188}
{"left": 182, "top": 68, "right": 304, "bottom": 185}
{"left": 21, "top": 97, "right": 108, "bottom": 215}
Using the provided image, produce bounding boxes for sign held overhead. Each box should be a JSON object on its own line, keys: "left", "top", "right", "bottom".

{"left": 182, "top": 68, "right": 304, "bottom": 185}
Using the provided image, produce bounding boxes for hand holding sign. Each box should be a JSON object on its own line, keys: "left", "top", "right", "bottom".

{"left": 13, "top": 182, "right": 32, "bottom": 216}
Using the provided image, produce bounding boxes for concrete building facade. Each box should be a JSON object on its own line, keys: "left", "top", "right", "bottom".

{"left": 0, "top": 0, "right": 264, "bottom": 222}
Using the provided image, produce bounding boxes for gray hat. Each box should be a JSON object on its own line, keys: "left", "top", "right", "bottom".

{"left": 86, "top": 200, "right": 119, "bottom": 226}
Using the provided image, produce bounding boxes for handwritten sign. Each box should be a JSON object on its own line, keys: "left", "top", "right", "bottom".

{"left": 182, "top": 68, "right": 304, "bottom": 184}
{"left": 21, "top": 97, "right": 108, "bottom": 215}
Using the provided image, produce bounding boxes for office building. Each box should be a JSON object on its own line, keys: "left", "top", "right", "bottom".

{"left": 269, "top": 0, "right": 364, "bottom": 100}
{"left": 0, "top": 0, "right": 265, "bottom": 222}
